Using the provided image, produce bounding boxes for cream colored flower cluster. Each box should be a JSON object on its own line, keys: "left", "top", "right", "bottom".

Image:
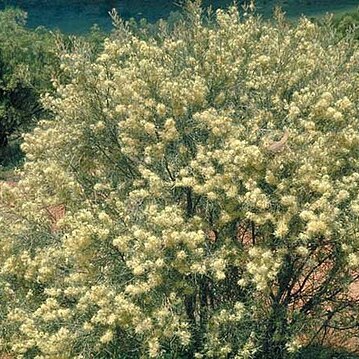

{"left": 0, "top": 2, "right": 358, "bottom": 358}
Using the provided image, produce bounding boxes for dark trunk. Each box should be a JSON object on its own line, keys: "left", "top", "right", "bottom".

{"left": 0, "top": 131, "right": 8, "bottom": 148}
{"left": 258, "top": 302, "right": 289, "bottom": 359}
{"left": 256, "top": 252, "right": 294, "bottom": 359}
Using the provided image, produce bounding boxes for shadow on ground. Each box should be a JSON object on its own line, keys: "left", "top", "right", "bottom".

{"left": 298, "top": 345, "right": 359, "bottom": 359}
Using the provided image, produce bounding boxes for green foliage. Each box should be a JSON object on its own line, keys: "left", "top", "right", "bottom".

{"left": 0, "top": 8, "right": 57, "bottom": 89}
{"left": 0, "top": 8, "right": 59, "bottom": 163}
{"left": 331, "top": 8, "right": 359, "bottom": 40}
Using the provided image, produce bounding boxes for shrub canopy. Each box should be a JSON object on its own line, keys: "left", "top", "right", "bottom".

{"left": 1, "top": 3, "right": 359, "bottom": 358}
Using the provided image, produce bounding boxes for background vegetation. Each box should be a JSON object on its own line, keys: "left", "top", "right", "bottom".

{"left": 0, "top": 8, "right": 58, "bottom": 169}
{"left": 332, "top": 8, "right": 359, "bottom": 40}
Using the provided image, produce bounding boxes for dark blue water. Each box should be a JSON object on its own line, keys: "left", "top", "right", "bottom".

{"left": 0, "top": 0, "right": 358, "bottom": 34}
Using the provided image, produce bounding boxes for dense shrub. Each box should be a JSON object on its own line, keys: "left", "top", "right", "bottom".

{"left": 1, "top": 3, "right": 359, "bottom": 358}
{"left": 332, "top": 8, "right": 359, "bottom": 41}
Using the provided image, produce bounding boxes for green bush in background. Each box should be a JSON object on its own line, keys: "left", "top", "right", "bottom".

{"left": 332, "top": 8, "right": 359, "bottom": 41}
{"left": 0, "top": 8, "right": 59, "bottom": 165}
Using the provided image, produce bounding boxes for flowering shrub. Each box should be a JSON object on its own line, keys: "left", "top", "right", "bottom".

{"left": 1, "top": 3, "right": 359, "bottom": 358}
